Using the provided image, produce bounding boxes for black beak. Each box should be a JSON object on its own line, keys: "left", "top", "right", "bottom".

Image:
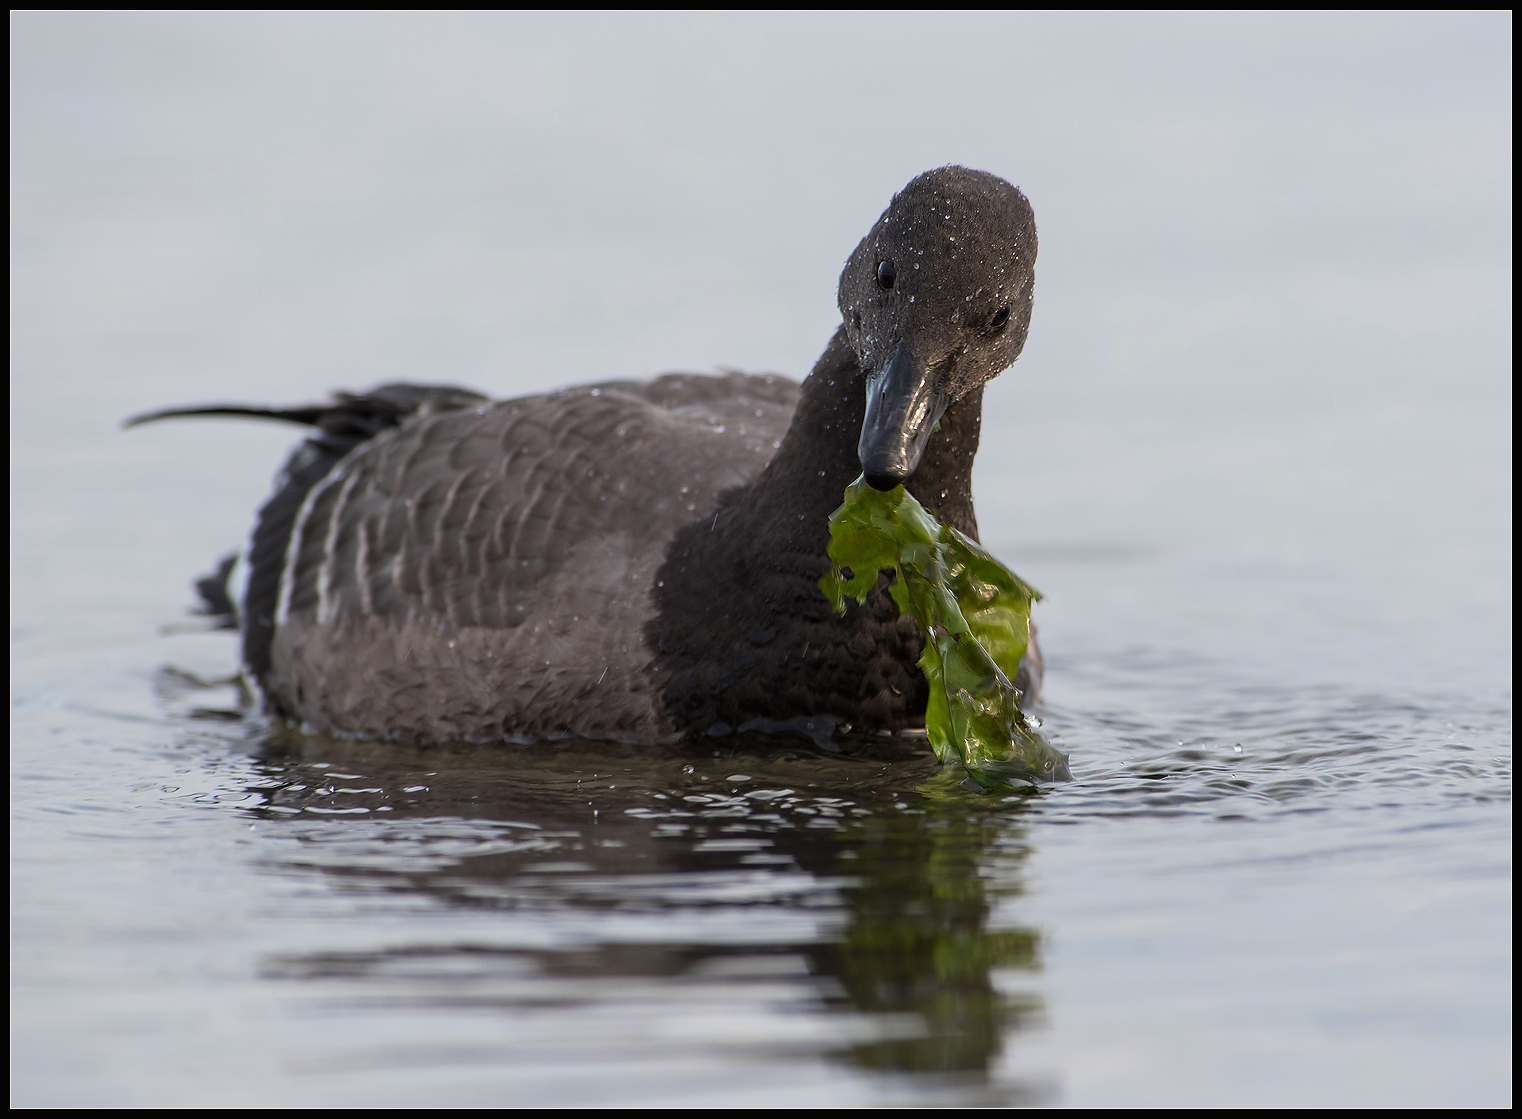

{"left": 858, "top": 339, "right": 949, "bottom": 491}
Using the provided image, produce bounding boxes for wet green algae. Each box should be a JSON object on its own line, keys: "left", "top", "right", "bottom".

{"left": 821, "top": 478, "right": 1071, "bottom": 790}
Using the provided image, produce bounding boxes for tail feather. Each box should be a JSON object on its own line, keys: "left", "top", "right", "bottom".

{"left": 124, "top": 382, "right": 489, "bottom": 443}
{"left": 125, "top": 404, "right": 330, "bottom": 429}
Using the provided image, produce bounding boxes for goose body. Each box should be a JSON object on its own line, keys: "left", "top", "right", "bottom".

{"left": 135, "top": 166, "right": 1043, "bottom": 745}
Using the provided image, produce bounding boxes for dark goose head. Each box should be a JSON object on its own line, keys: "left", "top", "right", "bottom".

{"left": 837, "top": 167, "right": 1037, "bottom": 491}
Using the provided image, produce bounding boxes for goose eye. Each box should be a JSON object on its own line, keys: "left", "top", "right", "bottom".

{"left": 987, "top": 305, "right": 1011, "bottom": 334}
{"left": 876, "top": 260, "right": 896, "bottom": 289}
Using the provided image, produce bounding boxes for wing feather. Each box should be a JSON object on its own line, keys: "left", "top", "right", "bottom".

{"left": 266, "top": 374, "right": 800, "bottom": 740}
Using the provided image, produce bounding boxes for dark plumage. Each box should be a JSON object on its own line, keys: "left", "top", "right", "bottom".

{"left": 129, "top": 165, "right": 1043, "bottom": 745}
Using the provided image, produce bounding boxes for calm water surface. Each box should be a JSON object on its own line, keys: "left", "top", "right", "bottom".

{"left": 11, "top": 11, "right": 1511, "bottom": 1107}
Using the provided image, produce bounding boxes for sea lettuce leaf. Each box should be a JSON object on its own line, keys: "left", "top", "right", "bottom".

{"left": 820, "top": 477, "right": 1071, "bottom": 789}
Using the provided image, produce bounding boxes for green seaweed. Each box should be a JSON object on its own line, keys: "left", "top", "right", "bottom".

{"left": 820, "top": 477, "right": 1071, "bottom": 790}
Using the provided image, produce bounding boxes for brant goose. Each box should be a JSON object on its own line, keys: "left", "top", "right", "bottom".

{"left": 131, "top": 166, "right": 1042, "bottom": 745}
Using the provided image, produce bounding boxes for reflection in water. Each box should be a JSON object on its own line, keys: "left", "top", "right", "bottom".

{"left": 817, "top": 794, "right": 1040, "bottom": 1073}
{"left": 243, "top": 728, "right": 1045, "bottom": 1096}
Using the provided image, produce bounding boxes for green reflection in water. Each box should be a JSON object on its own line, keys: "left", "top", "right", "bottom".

{"left": 816, "top": 776, "right": 1042, "bottom": 1073}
